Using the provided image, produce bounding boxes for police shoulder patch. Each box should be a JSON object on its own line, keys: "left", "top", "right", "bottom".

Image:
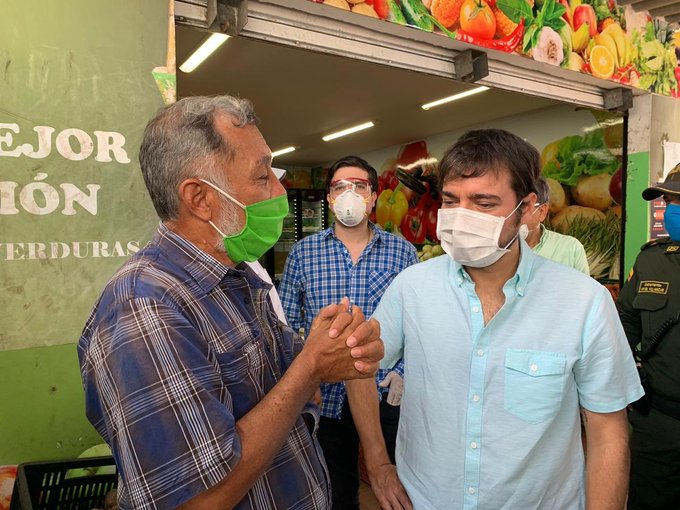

{"left": 638, "top": 280, "right": 669, "bottom": 294}
{"left": 666, "top": 244, "right": 679, "bottom": 253}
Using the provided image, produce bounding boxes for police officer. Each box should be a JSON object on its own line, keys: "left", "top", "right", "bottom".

{"left": 616, "top": 163, "right": 680, "bottom": 510}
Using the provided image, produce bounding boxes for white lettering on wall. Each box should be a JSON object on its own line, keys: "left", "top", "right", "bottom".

{"left": 0, "top": 173, "right": 101, "bottom": 216}
{"left": 0, "top": 240, "right": 141, "bottom": 260}
{"left": 94, "top": 131, "right": 131, "bottom": 163}
{"left": 22, "top": 126, "right": 55, "bottom": 159}
{"left": 0, "top": 123, "right": 22, "bottom": 157}
{"left": 0, "top": 122, "right": 130, "bottom": 163}
{"left": 55, "top": 128, "right": 94, "bottom": 161}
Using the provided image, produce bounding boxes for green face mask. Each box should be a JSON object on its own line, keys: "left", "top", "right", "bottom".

{"left": 201, "top": 179, "right": 289, "bottom": 264}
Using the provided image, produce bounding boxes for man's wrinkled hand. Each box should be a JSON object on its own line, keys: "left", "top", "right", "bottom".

{"left": 303, "top": 301, "right": 383, "bottom": 383}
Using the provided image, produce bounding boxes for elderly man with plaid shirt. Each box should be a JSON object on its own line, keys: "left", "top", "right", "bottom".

{"left": 78, "top": 97, "right": 385, "bottom": 510}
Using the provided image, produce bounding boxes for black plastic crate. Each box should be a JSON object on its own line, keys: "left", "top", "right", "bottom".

{"left": 10, "top": 456, "right": 117, "bottom": 510}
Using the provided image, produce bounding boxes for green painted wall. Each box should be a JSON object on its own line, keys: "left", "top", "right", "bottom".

{"left": 0, "top": 1, "right": 169, "bottom": 464}
{"left": 624, "top": 151, "right": 651, "bottom": 276}
{"left": 0, "top": 345, "right": 102, "bottom": 463}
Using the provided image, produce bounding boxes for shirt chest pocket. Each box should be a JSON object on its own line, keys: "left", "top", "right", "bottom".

{"left": 504, "top": 349, "right": 567, "bottom": 424}
{"left": 215, "top": 341, "right": 268, "bottom": 419}
{"left": 632, "top": 292, "right": 669, "bottom": 339}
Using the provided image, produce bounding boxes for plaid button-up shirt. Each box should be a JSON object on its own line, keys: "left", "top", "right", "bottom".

{"left": 78, "top": 223, "right": 329, "bottom": 510}
{"left": 278, "top": 223, "right": 418, "bottom": 419}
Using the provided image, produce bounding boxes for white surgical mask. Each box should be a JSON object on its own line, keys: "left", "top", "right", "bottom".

{"left": 436, "top": 201, "right": 523, "bottom": 268}
{"left": 332, "top": 190, "right": 368, "bottom": 227}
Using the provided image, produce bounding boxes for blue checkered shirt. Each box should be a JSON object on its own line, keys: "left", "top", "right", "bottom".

{"left": 278, "top": 223, "right": 418, "bottom": 419}
{"left": 78, "top": 223, "right": 329, "bottom": 510}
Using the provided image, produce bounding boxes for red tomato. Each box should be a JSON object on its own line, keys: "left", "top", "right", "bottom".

{"left": 459, "top": 0, "right": 496, "bottom": 40}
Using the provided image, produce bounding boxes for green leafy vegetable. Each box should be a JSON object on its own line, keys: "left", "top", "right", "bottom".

{"left": 497, "top": 0, "right": 565, "bottom": 52}
{"left": 542, "top": 129, "right": 619, "bottom": 186}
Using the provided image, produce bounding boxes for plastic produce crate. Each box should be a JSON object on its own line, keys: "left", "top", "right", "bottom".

{"left": 10, "top": 456, "right": 117, "bottom": 510}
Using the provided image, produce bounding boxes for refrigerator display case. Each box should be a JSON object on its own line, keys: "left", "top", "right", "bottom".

{"left": 265, "top": 188, "right": 328, "bottom": 283}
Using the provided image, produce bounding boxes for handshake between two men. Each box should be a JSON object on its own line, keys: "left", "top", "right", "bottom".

{"left": 296, "top": 297, "right": 384, "bottom": 384}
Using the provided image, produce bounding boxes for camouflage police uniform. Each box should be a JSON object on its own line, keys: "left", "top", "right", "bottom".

{"left": 616, "top": 168, "right": 680, "bottom": 510}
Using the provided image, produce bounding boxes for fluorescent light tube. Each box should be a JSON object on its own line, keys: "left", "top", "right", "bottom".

{"left": 179, "top": 33, "right": 229, "bottom": 73}
{"left": 421, "top": 86, "right": 490, "bottom": 110}
{"left": 271, "top": 146, "right": 296, "bottom": 158}
{"left": 322, "top": 121, "right": 375, "bottom": 142}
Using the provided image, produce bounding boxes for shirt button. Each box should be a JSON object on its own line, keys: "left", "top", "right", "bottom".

{"left": 472, "top": 306, "right": 480, "bottom": 313}
{"left": 472, "top": 394, "right": 480, "bottom": 402}
{"left": 470, "top": 441, "right": 478, "bottom": 449}
{"left": 530, "top": 363, "right": 538, "bottom": 372}
{"left": 468, "top": 487, "right": 476, "bottom": 495}
{"left": 477, "top": 349, "right": 485, "bottom": 357}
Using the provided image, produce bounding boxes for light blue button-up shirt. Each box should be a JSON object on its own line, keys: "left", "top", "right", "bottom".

{"left": 373, "top": 241, "right": 643, "bottom": 510}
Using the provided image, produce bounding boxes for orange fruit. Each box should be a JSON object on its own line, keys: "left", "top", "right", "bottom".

{"left": 589, "top": 45, "right": 615, "bottom": 80}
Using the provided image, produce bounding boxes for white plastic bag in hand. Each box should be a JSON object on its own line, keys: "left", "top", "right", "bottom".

{"left": 378, "top": 371, "right": 404, "bottom": 406}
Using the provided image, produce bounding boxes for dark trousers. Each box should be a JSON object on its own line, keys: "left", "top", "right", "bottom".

{"left": 628, "top": 408, "right": 680, "bottom": 510}
{"left": 317, "top": 395, "right": 400, "bottom": 510}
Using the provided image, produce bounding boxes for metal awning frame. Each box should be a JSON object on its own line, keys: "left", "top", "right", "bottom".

{"left": 176, "top": 0, "right": 646, "bottom": 112}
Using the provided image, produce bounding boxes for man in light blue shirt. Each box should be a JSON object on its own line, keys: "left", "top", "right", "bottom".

{"left": 350, "top": 129, "right": 643, "bottom": 510}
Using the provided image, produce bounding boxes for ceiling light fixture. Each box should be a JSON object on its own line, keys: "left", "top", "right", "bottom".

{"left": 322, "top": 121, "right": 375, "bottom": 142}
{"left": 421, "top": 86, "right": 490, "bottom": 110}
{"left": 179, "top": 33, "right": 229, "bottom": 73}
{"left": 271, "top": 146, "right": 296, "bottom": 158}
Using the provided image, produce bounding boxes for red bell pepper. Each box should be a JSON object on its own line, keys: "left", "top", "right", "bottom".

{"left": 416, "top": 192, "right": 440, "bottom": 242}
{"left": 378, "top": 169, "right": 400, "bottom": 194}
{"left": 401, "top": 206, "right": 427, "bottom": 244}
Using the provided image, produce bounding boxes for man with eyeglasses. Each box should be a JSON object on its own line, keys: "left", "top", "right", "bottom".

{"left": 279, "top": 155, "right": 418, "bottom": 510}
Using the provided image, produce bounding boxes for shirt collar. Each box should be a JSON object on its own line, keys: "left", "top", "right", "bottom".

{"left": 155, "top": 222, "right": 241, "bottom": 294}
{"left": 534, "top": 224, "right": 548, "bottom": 251}
{"left": 324, "top": 222, "right": 385, "bottom": 246}
{"left": 450, "top": 239, "right": 535, "bottom": 296}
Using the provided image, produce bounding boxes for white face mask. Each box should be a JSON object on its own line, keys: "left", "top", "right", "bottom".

{"left": 436, "top": 201, "right": 523, "bottom": 268}
{"left": 332, "top": 189, "right": 368, "bottom": 227}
